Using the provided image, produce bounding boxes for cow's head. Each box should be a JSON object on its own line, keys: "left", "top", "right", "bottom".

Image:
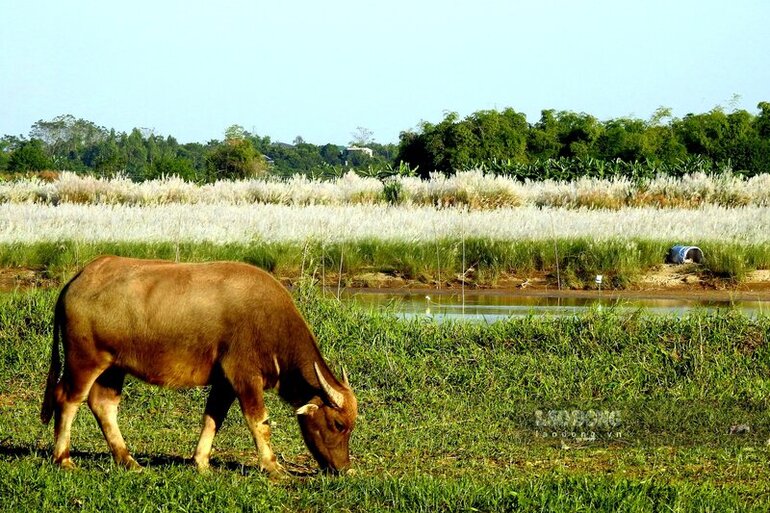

{"left": 296, "top": 362, "right": 357, "bottom": 474}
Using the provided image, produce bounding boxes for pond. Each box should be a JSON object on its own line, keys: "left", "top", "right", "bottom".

{"left": 339, "top": 290, "right": 770, "bottom": 322}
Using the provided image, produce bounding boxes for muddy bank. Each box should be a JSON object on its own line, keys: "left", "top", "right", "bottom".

{"left": 4, "top": 265, "right": 770, "bottom": 303}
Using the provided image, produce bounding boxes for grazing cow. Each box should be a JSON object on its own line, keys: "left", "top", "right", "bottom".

{"left": 40, "top": 256, "right": 357, "bottom": 475}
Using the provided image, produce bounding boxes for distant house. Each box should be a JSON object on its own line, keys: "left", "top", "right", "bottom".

{"left": 345, "top": 146, "right": 374, "bottom": 158}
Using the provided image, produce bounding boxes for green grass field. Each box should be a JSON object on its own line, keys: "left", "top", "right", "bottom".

{"left": 1, "top": 288, "right": 770, "bottom": 511}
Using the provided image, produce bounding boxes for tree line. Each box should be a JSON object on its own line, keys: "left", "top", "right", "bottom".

{"left": 398, "top": 103, "right": 770, "bottom": 178}
{"left": 2, "top": 102, "right": 769, "bottom": 182}
{"left": 0, "top": 116, "right": 396, "bottom": 182}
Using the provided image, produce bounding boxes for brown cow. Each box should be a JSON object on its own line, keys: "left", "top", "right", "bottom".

{"left": 40, "top": 256, "right": 357, "bottom": 475}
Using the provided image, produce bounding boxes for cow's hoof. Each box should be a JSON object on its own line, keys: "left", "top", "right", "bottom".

{"left": 267, "top": 469, "right": 288, "bottom": 481}
{"left": 57, "top": 458, "right": 77, "bottom": 470}
{"left": 262, "top": 463, "right": 287, "bottom": 480}
{"left": 120, "top": 456, "right": 143, "bottom": 472}
{"left": 195, "top": 461, "right": 213, "bottom": 474}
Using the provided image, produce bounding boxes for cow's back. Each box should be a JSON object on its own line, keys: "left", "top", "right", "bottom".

{"left": 60, "top": 256, "right": 312, "bottom": 387}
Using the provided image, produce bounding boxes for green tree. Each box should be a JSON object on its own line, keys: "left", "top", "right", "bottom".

{"left": 262, "top": 136, "right": 345, "bottom": 177}
{"left": 551, "top": 111, "right": 603, "bottom": 158}
{"left": 596, "top": 118, "right": 647, "bottom": 161}
{"left": 396, "top": 128, "right": 435, "bottom": 177}
{"left": 206, "top": 125, "right": 267, "bottom": 181}
{"left": 648, "top": 106, "right": 673, "bottom": 126}
{"left": 674, "top": 109, "right": 728, "bottom": 160}
{"left": 8, "top": 139, "right": 52, "bottom": 172}
{"left": 30, "top": 114, "right": 106, "bottom": 170}
{"left": 527, "top": 110, "right": 563, "bottom": 160}
{"left": 122, "top": 128, "right": 149, "bottom": 180}
{"left": 0, "top": 136, "right": 23, "bottom": 172}
{"left": 178, "top": 142, "right": 209, "bottom": 179}
{"left": 225, "top": 124, "right": 248, "bottom": 141}
{"left": 727, "top": 103, "right": 770, "bottom": 174}
{"left": 320, "top": 144, "right": 343, "bottom": 166}
{"left": 756, "top": 102, "right": 770, "bottom": 138}
{"left": 82, "top": 129, "right": 122, "bottom": 176}
{"left": 723, "top": 109, "right": 758, "bottom": 171}
{"left": 397, "top": 109, "right": 529, "bottom": 176}
{"left": 469, "top": 108, "right": 529, "bottom": 163}
{"left": 642, "top": 124, "right": 687, "bottom": 163}
{"left": 441, "top": 114, "right": 477, "bottom": 170}
{"left": 246, "top": 133, "right": 272, "bottom": 155}
{"left": 149, "top": 154, "right": 197, "bottom": 181}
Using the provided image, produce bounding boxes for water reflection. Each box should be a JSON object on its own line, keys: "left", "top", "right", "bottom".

{"left": 341, "top": 291, "right": 769, "bottom": 322}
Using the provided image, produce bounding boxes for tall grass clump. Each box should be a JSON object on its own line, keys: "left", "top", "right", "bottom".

{"left": 0, "top": 238, "right": 767, "bottom": 287}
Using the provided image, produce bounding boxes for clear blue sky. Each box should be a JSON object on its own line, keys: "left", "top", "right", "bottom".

{"left": 2, "top": 0, "right": 768, "bottom": 145}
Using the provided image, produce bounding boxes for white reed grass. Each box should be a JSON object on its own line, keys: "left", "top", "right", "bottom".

{"left": 0, "top": 172, "right": 385, "bottom": 206}
{"left": 3, "top": 170, "right": 770, "bottom": 209}
{"left": 1, "top": 203, "right": 767, "bottom": 245}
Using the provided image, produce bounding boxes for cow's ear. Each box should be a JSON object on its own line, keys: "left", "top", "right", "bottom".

{"left": 296, "top": 403, "right": 319, "bottom": 416}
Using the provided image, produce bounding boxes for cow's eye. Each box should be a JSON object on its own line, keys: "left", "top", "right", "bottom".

{"left": 334, "top": 420, "right": 346, "bottom": 432}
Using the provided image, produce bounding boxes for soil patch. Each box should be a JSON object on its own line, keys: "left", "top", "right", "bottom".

{"left": 0, "top": 268, "right": 58, "bottom": 291}
{"left": 3, "top": 265, "right": 770, "bottom": 302}
{"left": 325, "top": 265, "right": 770, "bottom": 302}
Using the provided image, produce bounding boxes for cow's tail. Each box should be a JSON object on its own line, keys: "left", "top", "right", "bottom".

{"left": 41, "top": 291, "right": 65, "bottom": 425}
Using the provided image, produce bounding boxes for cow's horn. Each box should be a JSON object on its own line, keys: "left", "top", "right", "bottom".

{"left": 341, "top": 366, "right": 350, "bottom": 388}
{"left": 314, "top": 362, "right": 344, "bottom": 408}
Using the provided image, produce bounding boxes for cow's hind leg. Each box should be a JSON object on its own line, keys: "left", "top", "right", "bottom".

{"left": 236, "top": 383, "right": 283, "bottom": 476}
{"left": 87, "top": 367, "right": 140, "bottom": 470}
{"left": 193, "top": 380, "right": 236, "bottom": 472}
{"left": 53, "top": 365, "right": 104, "bottom": 469}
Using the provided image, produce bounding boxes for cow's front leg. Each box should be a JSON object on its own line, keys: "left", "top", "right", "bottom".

{"left": 237, "top": 388, "right": 284, "bottom": 476}
{"left": 193, "top": 381, "right": 236, "bottom": 472}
